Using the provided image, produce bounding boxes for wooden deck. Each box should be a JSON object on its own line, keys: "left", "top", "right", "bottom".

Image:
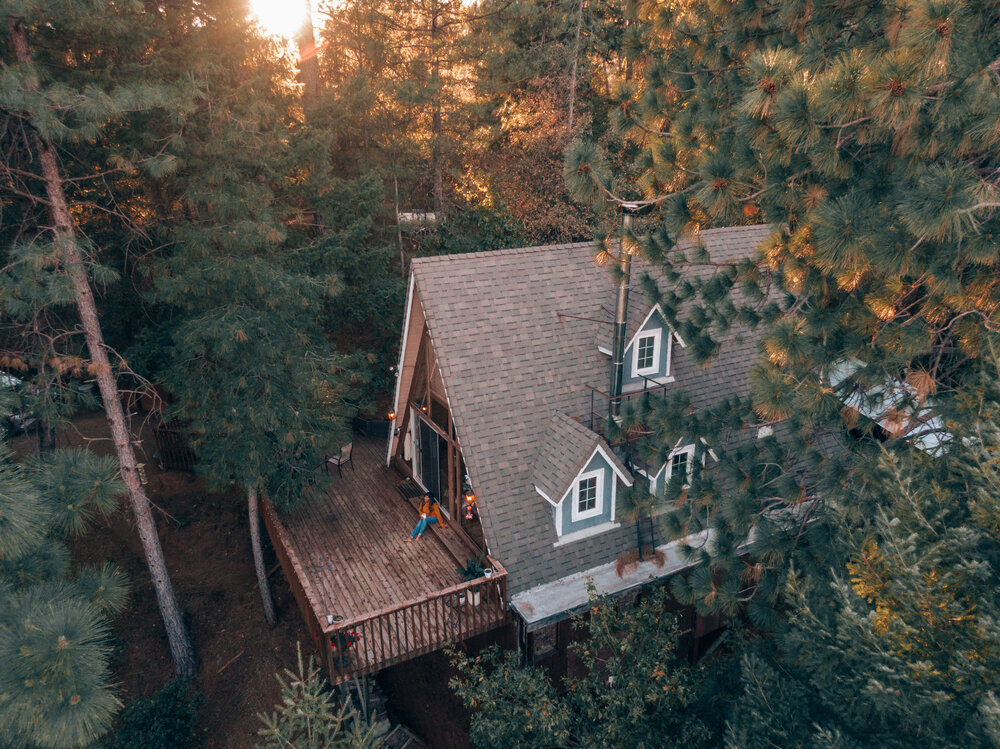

{"left": 263, "top": 437, "right": 507, "bottom": 683}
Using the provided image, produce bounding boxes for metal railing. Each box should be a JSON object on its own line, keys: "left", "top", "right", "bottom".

{"left": 588, "top": 376, "right": 671, "bottom": 432}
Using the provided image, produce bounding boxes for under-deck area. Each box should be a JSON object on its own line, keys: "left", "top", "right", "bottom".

{"left": 263, "top": 437, "right": 507, "bottom": 684}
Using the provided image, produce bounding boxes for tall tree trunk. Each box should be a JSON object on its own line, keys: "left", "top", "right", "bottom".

{"left": 394, "top": 174, "right": 405, "bottom": 275}
{"left": 430, "top": 0, "right": 446, "bottom": 221}
{"left": 34, "top": 322, "right": 56, "bottom": 455}
{"left": 9, "top": 16, "right": 197, "bottom": 676}
{"left": 567, "top": 0, "right": 584, "bottom": 132}
{"left": 431, "top": 100, "right": 445, "bottom": 221}
{"left": 248, "top": 485, "right": 277, "bottom": 626}
{"left": 297, "top": 0, "right": 321, "bottom": 112}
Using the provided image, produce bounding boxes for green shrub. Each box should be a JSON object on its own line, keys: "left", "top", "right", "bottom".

{"left": 100, "top": 678, "right": 202, "bottom": 749}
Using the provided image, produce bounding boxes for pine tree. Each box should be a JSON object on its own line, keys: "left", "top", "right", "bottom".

{"left": 723, "top": 382, "right": 1000, "bottom": 747}
{"left": 2, "top": 3, "right": 197, "bottom": 675}
{"left": 256, "top": 644, "right": 378, "bottom": 749}
{"left": 0, "top": 438, "right": 128, "bottom": 748}
{"left": 451, "top": 586, "right": 724, "bottom": 748}
{"left": 137, "top": 5, "right": 382, "bottom": 624}
{"left": 562, "top": 0, "right": 1000, "bottom": 741}
{"left": 459, "top": 0, "right": 643, "bottom": 242}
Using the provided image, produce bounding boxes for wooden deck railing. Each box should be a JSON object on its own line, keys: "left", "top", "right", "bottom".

{"left": 321, "top": 557, "right": 508, "bottom": 684}
{"left": 260, "top": 500, "right": 325, "bottom": 645}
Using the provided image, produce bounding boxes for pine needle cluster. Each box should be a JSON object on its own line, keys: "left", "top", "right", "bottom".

{"left": 0, "top": 440, "right": 127, "bottom": 748}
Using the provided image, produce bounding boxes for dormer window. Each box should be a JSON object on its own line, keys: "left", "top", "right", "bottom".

{"left": 667, "top": 444, "right": 696, "bottom": 486}
{"left": 633, "top": 330, "right": 662, "bottom": 377}
{"left": 622, "top": 307, "right": 682, "bottom": 388}
{"left": 532, "top": 414, "right": 633, "bottom": 545}
{"left": 571, "top": 469, "right": 604, "bottom": 521}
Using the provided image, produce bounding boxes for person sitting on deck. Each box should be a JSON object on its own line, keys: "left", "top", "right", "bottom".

{"left": 409, "top": 493, "right": 445, "bottom": 541}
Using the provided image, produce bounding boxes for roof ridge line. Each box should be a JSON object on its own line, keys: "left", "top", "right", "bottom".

{"left": 411, "top": 241, "right": 597, "bottom": 265}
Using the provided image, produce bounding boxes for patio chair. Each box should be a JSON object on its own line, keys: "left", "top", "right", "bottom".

{"left": 325, "top": 443, "right": 354, "bottom": 477}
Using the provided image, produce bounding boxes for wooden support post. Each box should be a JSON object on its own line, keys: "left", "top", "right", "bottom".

{"left": 424, "top": 336, "right": 432, "bottom": 411}
{"left": 447, "top": 409, "right": 456, "bottom": 518}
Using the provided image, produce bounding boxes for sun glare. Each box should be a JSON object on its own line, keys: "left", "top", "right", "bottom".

{"left": 248, "top": 0, "right": 307, "bottom": 39}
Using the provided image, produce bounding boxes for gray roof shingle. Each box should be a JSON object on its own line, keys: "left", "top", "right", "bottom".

{"left": 531, "top": 412, "right": 632, "bottom": 506}
{"left": 410, "top": 225, "right": 773, "bottom": 594}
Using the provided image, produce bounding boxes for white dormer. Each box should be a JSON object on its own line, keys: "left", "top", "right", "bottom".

{"left": 531, "top": 413, "right": 634, "bottom": 547}
{"left": 622, "top": 305, "right": 685, "bottom": 389}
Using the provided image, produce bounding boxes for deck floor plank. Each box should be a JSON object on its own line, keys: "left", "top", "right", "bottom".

{"left": 272, "top": 437, "right": 464, "bottom": 623}
{"left": 266, "top": 436, "right": 507, "bottom": 682}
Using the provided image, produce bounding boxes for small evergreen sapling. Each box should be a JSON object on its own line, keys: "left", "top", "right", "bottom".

{"left": 256, "top": 644, "right": 378, "bottom": 749}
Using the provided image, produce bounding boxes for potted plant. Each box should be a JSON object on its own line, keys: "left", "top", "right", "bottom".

{"left": 457, "top": 557, "right": 486, "bottom": 606}
{"left": 331, "top": 630, "right": 358, "bottom": 668}
{"left": 325, "top": 615, "right": 356, "bottom": 668}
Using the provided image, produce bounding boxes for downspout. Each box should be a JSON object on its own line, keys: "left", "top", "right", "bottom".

{"left": 609, "top": 203, "right": 640, "bottom": 419}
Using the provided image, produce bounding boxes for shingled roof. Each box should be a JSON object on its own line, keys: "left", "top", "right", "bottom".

{"left": 409, "top": 224, "right": 773, "bottom": 594}
{"left": 531, "top": 412, "right": 632, "bottom": 506}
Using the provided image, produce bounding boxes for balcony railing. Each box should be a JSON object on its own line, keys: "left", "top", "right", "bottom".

{"left": 321, "top": 557, "right": 508, "bottom": 684}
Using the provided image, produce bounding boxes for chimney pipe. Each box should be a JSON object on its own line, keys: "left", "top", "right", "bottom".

{"left": 610, "top": 203, "right": 640, "bottom": 419}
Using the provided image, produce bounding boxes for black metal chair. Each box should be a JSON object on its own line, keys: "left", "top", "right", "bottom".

{"left": 325, "top": 442, "right": 354, "bottom": 477}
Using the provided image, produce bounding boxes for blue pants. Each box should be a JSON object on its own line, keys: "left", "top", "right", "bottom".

{"left": 411, "top": 515, "right": 438, "bottom": 538}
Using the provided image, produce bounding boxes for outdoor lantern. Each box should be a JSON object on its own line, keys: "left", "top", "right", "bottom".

{"left": 388, "top": 410, "right": 395, "bottom": 420}
{"left": 464, "top": 490, "right": 477, "bottom": 520}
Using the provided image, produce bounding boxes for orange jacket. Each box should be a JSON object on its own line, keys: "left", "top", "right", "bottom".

{"left": 418, "top": 497, "right": 445, "bottom": 525}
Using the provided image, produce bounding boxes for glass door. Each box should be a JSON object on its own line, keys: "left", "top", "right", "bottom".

{"left": 417, "top": 417, "right": 441, "bottom": 502}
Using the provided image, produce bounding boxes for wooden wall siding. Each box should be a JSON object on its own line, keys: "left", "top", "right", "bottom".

{"left": 263, "top": 437, "right": 506, "bottom": 684}
{"left": 388, "top": 282, "right": 427, "bottom": 461}
{"left": 399, "top": 329, "right": 467, "bottom": 523}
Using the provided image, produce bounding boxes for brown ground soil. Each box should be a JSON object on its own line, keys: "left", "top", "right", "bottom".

{"left": 377, "top": 628, "right": 510, "bottom": 749}
{"left": 10, "top": 411, "right": 477, "bottom": 748}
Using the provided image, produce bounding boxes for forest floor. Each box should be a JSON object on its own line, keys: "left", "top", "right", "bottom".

{"left": 10, "top": 411, "right": 474, "bottom": 749}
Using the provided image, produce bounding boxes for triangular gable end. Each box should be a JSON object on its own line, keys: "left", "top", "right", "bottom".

{"left": 627, "top": 303, "right": 686, "bottom": 352}
{"left": 553, "top": 443, "right": 633, "bottom": 506}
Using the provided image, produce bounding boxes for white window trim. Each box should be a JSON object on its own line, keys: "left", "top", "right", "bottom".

{"left": 551, "top": 444, "right": 631, "bottom": 538}
{"left": 553, "top": 521, "right": 621, "bottom": 547}
{"left": 666, "top": 444, "right": 697, "bottom": 487}
{"left": 625, "top": 305, "right": 684, "bottom": 367}
{"left": 633, "top": 329, "right": 662, "bottom": 377}
{"left": 571, "top": 468, "right": 604, "bottom": 522}
{"left": 409, "top": 407, "right": 424, "bottom": 488}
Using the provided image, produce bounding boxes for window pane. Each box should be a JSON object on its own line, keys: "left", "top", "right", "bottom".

{"left": 671, "top": 451, "right": 688, "bottom": 476}
{"left": 578, "top": 476, "right": 597, "bottom": 513}
{"left": 637, "top": 335, "right": 656, "bottom": 370}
